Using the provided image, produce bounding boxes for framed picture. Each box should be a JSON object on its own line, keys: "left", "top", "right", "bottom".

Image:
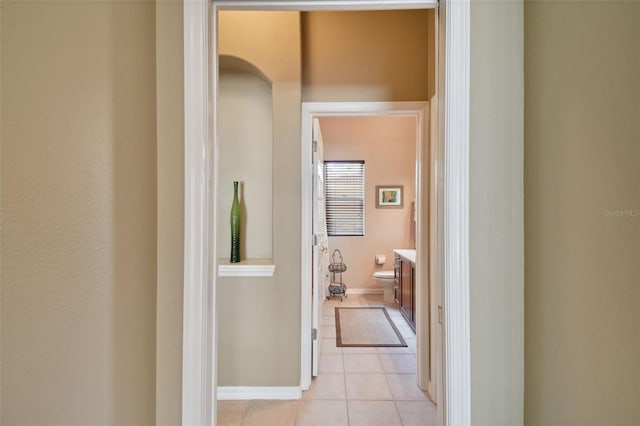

{"left": 375, "top": 185, "right": 404, "bottom": 209}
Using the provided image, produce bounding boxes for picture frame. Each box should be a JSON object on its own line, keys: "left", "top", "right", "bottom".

{"left": 375, "top": 185, "right": 404, "bottom": 209}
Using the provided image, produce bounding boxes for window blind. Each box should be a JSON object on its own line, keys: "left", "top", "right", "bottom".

{"left": 324, "top": 161, "right": 365, "bottom": 236}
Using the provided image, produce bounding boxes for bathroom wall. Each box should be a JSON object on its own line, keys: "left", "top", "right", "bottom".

{"left": 217, "top": 11, "right": 302, "bottom": 387}
{"left": 320, "top": 116, "right": 417, "bottom": 291}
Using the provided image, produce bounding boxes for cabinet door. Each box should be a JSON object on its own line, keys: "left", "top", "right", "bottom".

{"left": 411, "top": 264, "right": 416, "bottom": 326}
{"left": 400, "top": 260, "right": 413, "bottom": 322}
{"left": 394, "top": 256, "right": 401, "bottom": 303}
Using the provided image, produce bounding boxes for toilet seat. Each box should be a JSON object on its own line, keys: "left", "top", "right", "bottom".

{"left": 373, "top": 270, "right": 394, "bottom": 280}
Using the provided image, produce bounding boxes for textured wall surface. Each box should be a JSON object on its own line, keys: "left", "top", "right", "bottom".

{"left": 302, "top": 10, "right": 431, "bottom": 102}
{"left": 1, "top": 1, "right": 157, "bottom": 424}
{"left": 155, "top": 0, "right": 184, "bottom": 424}
{"left": 470, "top": 1, "right": 525, "bottom": 424}
{"left": 525, "top": 2, "right": 640, "bottom": 425}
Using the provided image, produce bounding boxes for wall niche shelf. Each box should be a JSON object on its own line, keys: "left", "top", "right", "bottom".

{"left": 217, "top": 259, "right": 276, "bottom": 277}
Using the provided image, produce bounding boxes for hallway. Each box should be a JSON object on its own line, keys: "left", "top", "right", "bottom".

{"left": 217, "top": 294, "right": 436, "bottom": 426}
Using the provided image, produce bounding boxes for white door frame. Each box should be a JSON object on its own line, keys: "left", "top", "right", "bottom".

{"left": 182, "top": 1, "right": 470, "bottom": 425}
{"left": 300, "top": 101, "right": 430, "bottom": 394}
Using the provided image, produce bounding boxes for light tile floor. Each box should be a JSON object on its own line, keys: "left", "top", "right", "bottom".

{"left": 217, "top": 294, "right": 437, "bottom": 426}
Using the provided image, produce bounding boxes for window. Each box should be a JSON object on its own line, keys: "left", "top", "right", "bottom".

{"left": 324, "top": 161, "right": 365, "bottom": 236}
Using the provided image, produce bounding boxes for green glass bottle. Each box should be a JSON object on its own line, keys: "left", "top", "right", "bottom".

{"left": 230, "top": 181, "right": 241, "bottom": 263}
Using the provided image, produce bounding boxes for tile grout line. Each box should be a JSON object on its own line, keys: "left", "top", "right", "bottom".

{"left": 381, "top": 338, "right": 406, "bottom": 426}
{"left": 239, "top": 400, "right": 250, "bottom": 426}
{"left": 380, "top": 352, "right": 397, "bottom": 401}
{"left": 394, "top": 399, "right": 406, "bottom": 426}
{"left": 343, "top": 296, "right": 359, "bottom": 424}
{"left": 293, "top": 398, "right": 301, "bottom": 426}
{"left": 340, "top": 301, "right": 350, "bottom": 425}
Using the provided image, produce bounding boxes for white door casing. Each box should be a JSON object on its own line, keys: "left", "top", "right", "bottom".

{"left": 182, "top": 1, "right": 470, "bottom": 426}
{"left": 311, "top": 118, "right": 330, "bottom": 377}
{"left": 300, "top": 102, "right": 429, "bottom": 395}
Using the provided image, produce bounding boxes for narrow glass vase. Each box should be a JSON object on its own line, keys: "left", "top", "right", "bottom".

{"left": 230, "top": 181, "right": 241, "bottom": 263}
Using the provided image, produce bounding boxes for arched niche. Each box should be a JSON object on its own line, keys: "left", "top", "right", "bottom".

{"left": 217, "top": 55, "right": 273, "bottom": 261}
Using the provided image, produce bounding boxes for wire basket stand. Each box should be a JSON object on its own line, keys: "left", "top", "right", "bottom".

{"left": 327, "top": 249, "right": 348, "bottom": 301}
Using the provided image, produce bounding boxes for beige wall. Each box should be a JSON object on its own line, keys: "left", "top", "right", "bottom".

{"left": 1, "top": 1, "right": 157, "bottom": 424}
{"left": 320, "top": 116, "right": 416, "bottom": 290}
{"left": 0, "top": 3, "right": 3, "bottom": 419}
{"left": 301, "top": 10, "right": 432, "bottom": 102}
{"left": 218, "top": 70, "right": 273, "bottom": 260}
{"left": 155, "top": 0, "right": 184, "bottom": 424}
{"left": 217, "top": 11, "right": 302, "bottom": 387}
{"left": 219, "top": 11, "right": 300, "bottom": 83}
{"left": 524, "top": 2, "right": 640, "bottom": 425}
{"left": 470, "top": 1, "right": 524, "bottom": 424}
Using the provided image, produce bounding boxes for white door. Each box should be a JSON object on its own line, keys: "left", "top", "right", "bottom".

{"left": 312, "top": 118, "right": 330, "bottom": 377}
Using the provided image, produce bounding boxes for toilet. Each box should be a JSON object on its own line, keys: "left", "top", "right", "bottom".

{"left": 373, "top": 270, "right": 396, "bottom": 303}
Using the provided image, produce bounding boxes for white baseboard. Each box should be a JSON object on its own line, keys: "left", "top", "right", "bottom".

{"left": 346, "top": 288, "right": 384, "bottom": 295}
{"left": 217, "top": 386, "right": 302, "bottom": 400}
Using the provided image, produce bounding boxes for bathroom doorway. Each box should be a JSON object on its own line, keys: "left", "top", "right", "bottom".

{"left": 301, "top": 102, "right": 437, "bottom": 407}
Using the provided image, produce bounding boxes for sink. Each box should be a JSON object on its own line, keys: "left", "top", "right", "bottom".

{"left": 393, "top": 249, "right": 416, "bottom": 264}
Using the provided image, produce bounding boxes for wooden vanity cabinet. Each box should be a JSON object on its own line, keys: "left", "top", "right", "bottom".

{"left": 393, "top": 255, "right": 401, "bottom": 303}
{"left": 395, "top": 254, "right": 416, "bottom": 331}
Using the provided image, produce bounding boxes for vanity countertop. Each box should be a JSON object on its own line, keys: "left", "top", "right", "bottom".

{"left": 394, "top": 249, "right": 416, "bottom": 264}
